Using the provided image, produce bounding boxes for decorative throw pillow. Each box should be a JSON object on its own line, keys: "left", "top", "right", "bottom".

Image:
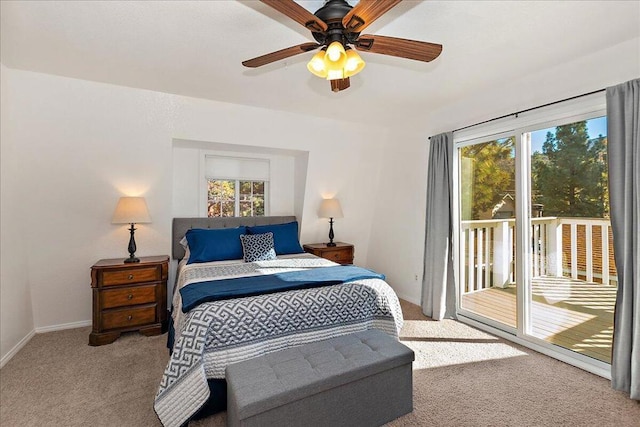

{"left": 240, "top": 232, "right": 277, "bottom": 262}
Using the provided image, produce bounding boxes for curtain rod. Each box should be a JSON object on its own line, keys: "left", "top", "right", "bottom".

{"left": 428, "top": 87, "right": 606, "bottom": 139}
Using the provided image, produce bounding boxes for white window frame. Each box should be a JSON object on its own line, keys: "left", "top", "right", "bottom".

{"left": 205, "top": 178, "right": 269, "bottom": 217}
{"left": 452, "top": 92, "right": 610, "bottom": 378}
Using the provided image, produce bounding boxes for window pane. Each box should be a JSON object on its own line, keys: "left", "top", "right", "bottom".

{"left": 221, "top": 201, "right": 235, "bottom": 217}
{"left": 239, "top": 201, "right": 252, "bottom": 217}
{"left": 209, "top": 180, "right": 235, "bottom": 201}
{"left": 460, "top": 137, "right": 516, "bottom": 221}
{"left": 253, "top": 181, "right": 264, "bottom": 195}
{"left": 531, "top": 117, "right": 608, "bottom": 218}
{"left": 208, "top": 180, "right": 235, "bottom": 217}
{"left": 459, "top": 136, "right": 517, "bottom": 329}
{"left": 208, "top": 202, "right": 221, "bottom": 217}
{"left": 254, "top": 195, "right": 265, "bottom": 216}
{"left": 239, "top": 181, "right": 252, "bottom": 196}
{"left": 529, "top": 117, "right": 614, "bottom": 363}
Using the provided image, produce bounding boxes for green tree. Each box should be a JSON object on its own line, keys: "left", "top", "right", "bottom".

{"left": 461, "top": 137, "right": 515, "bottom": 219}
{"left": 532, "top": 122, "right": 607, "bottom": 217}
{"left": 208, "top": 180, "right": 235, "bottom": 217}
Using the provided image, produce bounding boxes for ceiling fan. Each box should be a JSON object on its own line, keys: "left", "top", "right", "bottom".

{"left": 242, "top": 0, "right": 442, "bottom": 92}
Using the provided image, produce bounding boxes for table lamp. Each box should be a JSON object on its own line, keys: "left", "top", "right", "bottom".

{"left": 112, "top": 196, "right": 151, "bottom": 263}
{"left": 318, "top": 198, "right": 343, "bottom": 247}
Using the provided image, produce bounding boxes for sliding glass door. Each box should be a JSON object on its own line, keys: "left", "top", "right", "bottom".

{"left": 455, "top": 110, "right": 615, "bottom": 367}
{"left": 458, "top": 135, "right": 517, "bottom": 331}
{"left": 527, "top": 116, "right": 614, "bottom": 363}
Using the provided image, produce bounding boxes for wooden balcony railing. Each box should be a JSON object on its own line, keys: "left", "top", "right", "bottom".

{"left": 460, "top": 217, "right": 617, "bottom": 294}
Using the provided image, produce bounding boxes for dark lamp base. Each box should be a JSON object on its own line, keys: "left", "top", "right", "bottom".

{"left": 124, "top": 223, "right": 140, "bottom": 264}
{"left": 327, "top": 217, "right": 337, "bottom": 247}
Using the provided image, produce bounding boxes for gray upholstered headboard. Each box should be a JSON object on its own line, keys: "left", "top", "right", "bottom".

{"left": 172, "top": 216, "right": 297, "bottom": 260}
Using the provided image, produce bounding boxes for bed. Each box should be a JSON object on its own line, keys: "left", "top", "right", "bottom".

{"left": 154, "top": 216, "right": 404, "bottom": 427}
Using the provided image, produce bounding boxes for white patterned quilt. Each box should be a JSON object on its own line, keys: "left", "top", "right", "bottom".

{"left": 154, "top": 254, "right": 404, "bottom": 427}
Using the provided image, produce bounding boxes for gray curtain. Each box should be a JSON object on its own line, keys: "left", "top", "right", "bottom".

{"left": 422, "top": 132, "right": 457, "bottom": 320}
{"left": 607, "top": 78, "right": 640, "bottom": 400}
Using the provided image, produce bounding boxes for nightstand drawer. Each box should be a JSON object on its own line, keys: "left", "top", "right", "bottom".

{"left": 102, "top": 285, "right": 157, "bottom": 309}
{"left": 102, "top": 266, "right": 159, "bottom": 286}
{"left": 303, "top": 243, "right": 354, "bottom": 265}
{"left": 325, "top": 249, "right": 353, "bottom": 263}
{"left": 102, "top": 305, "right": 156, "bottom": 330}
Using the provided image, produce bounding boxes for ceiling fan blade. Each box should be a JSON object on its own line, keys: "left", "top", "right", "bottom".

{"left": 342, "top": 0, "right": 403, "bottom": 33}
{"left": 242, "top": 43, "right": 321, "bottom": 68}
{"left": 260, "top": 0, "right": 327, "bottom": 33}
{"left": 355, "top": 34, "right": 442, "bottom": 62}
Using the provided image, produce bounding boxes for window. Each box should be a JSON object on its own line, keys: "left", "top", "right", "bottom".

{"left": 203, "top": 155, "right": 270, "bottom": 218}
{"left": 207, "top": 179, "right": 267, "bottom": 217}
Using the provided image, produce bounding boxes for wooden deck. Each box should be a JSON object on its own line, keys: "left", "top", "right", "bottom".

{"left": 461, "top": 276, "right": 615, "bottom": 363}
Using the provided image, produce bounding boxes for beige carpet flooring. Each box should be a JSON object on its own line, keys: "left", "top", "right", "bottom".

{"left": 1, "top": 300, "right": 638, "bottom": 426}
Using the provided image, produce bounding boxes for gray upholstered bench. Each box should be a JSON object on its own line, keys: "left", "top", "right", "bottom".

{"left": 226, "top": 329, "right": 414, "bottom": 427}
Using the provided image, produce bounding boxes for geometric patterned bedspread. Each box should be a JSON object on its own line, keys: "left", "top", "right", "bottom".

{"left": 153, "top": 254, "right": 404, "bottom": 427}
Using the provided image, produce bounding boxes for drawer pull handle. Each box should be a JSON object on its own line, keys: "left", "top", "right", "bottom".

{"left": 127, "top": 315, "right": 133, "bottom": 321}
{"left": 127, "top": 294, "right": 133, "bottom": 300}
{"left": 128, "top": 274, "right": 134, "bottom": 280}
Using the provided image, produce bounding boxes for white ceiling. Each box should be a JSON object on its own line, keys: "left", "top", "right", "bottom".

{"left": 2, "top": 1, "right": 639, "bottom": 128}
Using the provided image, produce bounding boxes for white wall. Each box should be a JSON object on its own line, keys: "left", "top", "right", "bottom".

{"left": 0, "top": 64, "right": 34, "bottom": 365}
{"left": 367, "top": 37, "right": 640, "bottom": 306}
{"left": 0, "top": 66, "right": 389, "bottom": 361}
{"left": 366, "top": 130, "right": 429, "bottom": 305}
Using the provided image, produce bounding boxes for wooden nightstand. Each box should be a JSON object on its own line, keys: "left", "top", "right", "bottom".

{"left": 303, "top": 242, "right": 354, "bottom": 265}
{"left": 89, "top": 255, "right": 168, "bottom": 346}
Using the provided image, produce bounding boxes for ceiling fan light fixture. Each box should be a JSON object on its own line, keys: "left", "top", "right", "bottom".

{"left": 307, "top": 50, "right": 328, "bottom": 78}
{"left": 243, "top": 0, "right": 443, "bottom": 93}
{"left": 325, "top": 41, "right": 347, "bottom": 63}
{"left": 344, "top": 48, "right": 365, "bottom": 77}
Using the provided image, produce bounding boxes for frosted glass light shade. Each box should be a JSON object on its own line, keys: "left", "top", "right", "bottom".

{"left": 112, "top": 197, "right": 151, "bottom": 224}
{"left": 307, "top": 50, "right": 328, "bottom": 78}
{"left": 326, "top": 41, "right": 346, "bottom": 63}
{"left": 344, "top": 49, "right": 365, "bottom": 77}
{"left": 318, "top": 198, "right": 344, "bottom": 219}
{"left": 325, "top": 42, "right": 346, "bottom": 81}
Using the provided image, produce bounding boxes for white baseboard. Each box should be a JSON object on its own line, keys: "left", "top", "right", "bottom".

{"left": 0, "top": 329, "right": 35, "bottom": 369}
{"left": 397, "top": 292, "right": 420, "bottom": 306}
{"left": 35, "top": 320, "right": 91, "bottom": 334}
{"left": 1, "top": 320, "right": 92, "bottom": 369}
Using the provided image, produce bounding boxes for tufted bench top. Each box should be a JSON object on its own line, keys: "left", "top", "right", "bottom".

{"left": 226, "top": 329, "right": 414, "bottom": 421}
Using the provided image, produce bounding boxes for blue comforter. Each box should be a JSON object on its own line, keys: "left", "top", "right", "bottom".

{"left": 179, "top": 265, "right": 385, "bottom": 312}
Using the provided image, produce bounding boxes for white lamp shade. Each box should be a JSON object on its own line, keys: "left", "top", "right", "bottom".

{"left": 318, "top": 198, "right": 344, "bottom": 219}
{"left": 112, "top": 197, "right": 151, "bottom": 224}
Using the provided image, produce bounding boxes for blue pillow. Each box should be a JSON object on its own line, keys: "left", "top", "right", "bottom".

{"left": 185, "top": 227, "right": 246, "bottom": 264}
{"left": 240, "top": 232, "right": 277, "bottom": 262}
{"left": 247, "top": 221, "right": 304, "bottom": 255}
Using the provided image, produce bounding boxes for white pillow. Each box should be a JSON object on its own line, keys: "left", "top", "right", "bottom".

{"left": 179, "top": 236, "right": 190, "bottom": 263}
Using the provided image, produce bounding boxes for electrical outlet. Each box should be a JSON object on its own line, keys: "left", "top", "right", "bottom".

{"left": 414, "top": 274, "right": 418, "bottom": 281}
